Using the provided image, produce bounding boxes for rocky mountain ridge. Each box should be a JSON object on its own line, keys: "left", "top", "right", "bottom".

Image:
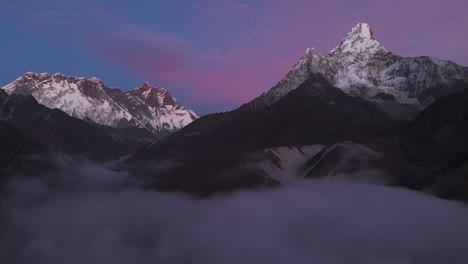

{"left": 2, "top": 72, "right": 198, "bottom": 135}
{"left": 243, "top": 23, "right": 468, "bottom": 120}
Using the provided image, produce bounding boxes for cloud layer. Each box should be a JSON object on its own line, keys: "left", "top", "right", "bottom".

{"left": 1, "top": 157, "right": 468, "bottom": 264}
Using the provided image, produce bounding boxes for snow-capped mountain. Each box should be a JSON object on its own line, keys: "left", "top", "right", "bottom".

{"left": 126, "top": 22, "right": 468, "bottom": 197}
{"left": 1, "top": 72, "right": 198, "bottom": 134}
{"left": 247, "top": 145, "right": 324, "bottom": 182}
{"left": 254, "top": 23, "right": 468, "bottom": 113}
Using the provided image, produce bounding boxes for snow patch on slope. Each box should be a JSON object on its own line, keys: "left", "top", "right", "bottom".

{"left": 249, "top": 145, "right": 324, "bottom": 183}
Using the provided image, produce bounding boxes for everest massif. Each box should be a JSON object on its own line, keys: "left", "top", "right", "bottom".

{"left": 1, "top": 73, "right": 198, "bottom": 135}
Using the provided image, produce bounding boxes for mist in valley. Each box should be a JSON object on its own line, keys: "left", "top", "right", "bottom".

{"left": 1, "top": 156, "right": 468, "bottom": 264}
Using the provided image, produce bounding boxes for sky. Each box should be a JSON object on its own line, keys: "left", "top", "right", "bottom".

{"left": 1, "top": 0, "right": 467, "bottom": 115}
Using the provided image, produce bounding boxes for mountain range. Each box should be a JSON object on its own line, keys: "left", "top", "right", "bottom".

{"left": 1, "top": 23, "right": 468, "bottom": 202}
{"left": 2, "top": 72, "right": 198, "bottom": 135}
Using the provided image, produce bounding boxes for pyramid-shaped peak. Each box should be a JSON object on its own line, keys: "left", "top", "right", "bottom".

{"left": 330, "top": 23, "right": 387, "bottom": 56}
{"left": 350, "top": 23, "right": 375, "bottom": 40}
{"left": 90, "top": 77, "right": 103, "bottom": 83}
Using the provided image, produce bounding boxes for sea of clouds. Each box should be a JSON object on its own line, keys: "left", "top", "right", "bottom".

{"left": 1, "top": 156, "right": 468, "bottom": 264}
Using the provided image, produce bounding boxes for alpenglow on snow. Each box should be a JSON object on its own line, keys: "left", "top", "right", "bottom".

{"left": 2, "top": 72, "right": 198, "bottom": 135}
{"left": 254, "top": 23, "right": 468, "bottom": 114}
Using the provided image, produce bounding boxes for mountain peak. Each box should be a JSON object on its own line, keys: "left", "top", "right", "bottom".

{"left": 135, "top": 82, "right": 169, "bottom": 95}
{"left": 330, "top": 23, "right": 387, "bottom": 56}
{"left": 351, "top": 23, "right": 375, "bottom": 40}
{"left": 90, "top": 77, "right": 103, "bottom": 83}
{"left": 138, "top": 81, "right": 157, "bottom": 90}
{"left": 2, "top": 73, "right": 198, "bottom": 134}
{"left": 21, "top": 72, "right": 51, "bottom": 79}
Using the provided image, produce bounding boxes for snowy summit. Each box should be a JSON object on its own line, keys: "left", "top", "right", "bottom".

{"left": 254, "top": 22, "right": 468, "bottom": 119}
{"left": 1, "top": 73, "right": 198, "bottom": 135}
{"left": 330, "top": 23, "right": 387, "bottom": 56}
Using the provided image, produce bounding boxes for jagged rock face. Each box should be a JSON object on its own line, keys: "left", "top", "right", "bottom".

{"left": 104, "top": 81, "right": 198, "bottom": 134}
{"left": 256, "top": 23, "right": 468, "bottom": 112}
{"left": 2, "top": 73, "right": 198, "bottom": 135}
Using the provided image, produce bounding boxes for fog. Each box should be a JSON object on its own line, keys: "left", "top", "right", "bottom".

{"left": 1, "top": 157, "right": 468, "bottom": 264}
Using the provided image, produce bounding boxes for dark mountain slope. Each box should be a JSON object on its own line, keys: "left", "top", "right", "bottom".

{"left": 0, "top": 121, "right": 41, "bottom": 168}
{"left": 401, "top": 88, "right": 468, "bottom": 201}
{"left": 131, "top": 73, "right": 393, "bottom": 165}
{"left": 0, "top": 120, "right": 53, "bottom": 187}
{"left": 0, "top": 91, "right": 150, "bottom": 161}
{"left": 129, "top": 73, "right": 398, "bottom": 196}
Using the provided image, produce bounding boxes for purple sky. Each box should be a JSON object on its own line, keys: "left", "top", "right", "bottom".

{"left": 1, "top": 0, "right": 467, "bottom": 115}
